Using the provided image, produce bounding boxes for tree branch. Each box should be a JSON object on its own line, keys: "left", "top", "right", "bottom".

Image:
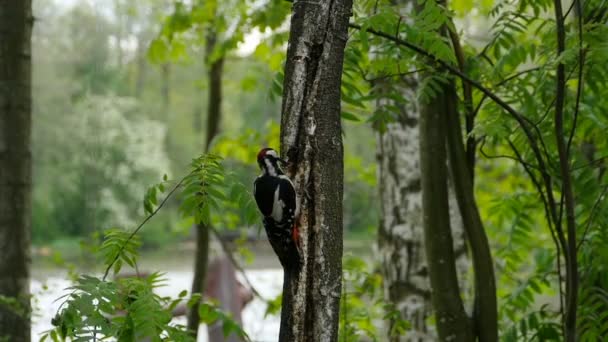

{"left": 348, "top": 23, "right": 553, "bottom": 204}
{"left": 478, "top": 138, "right": 540, "bottom": 171}
{"left": 471, "top": 67, "right": 542, "bottom": 119}
{"left": 577, "top": 184, "right": 608, "bottom": 250}
{"left": 507, "top": 139, "right": 565, "bottom": 324}
{"left": 553, "top": 1, "right": 578, "bottom": 340}
{"left": 349, "top": 23, "right": 562, "bottom": 248}
{"left": 448, "top": 25, "right": 476, "bottom": 181}
{"left": 103, "top": 175, "right": 190, "bottom": 281}
{"left": 209, "top": 227, "right": 266, "bottom": 301}
{"left": 566, "top": 0, "right": 586, "bottom": 157}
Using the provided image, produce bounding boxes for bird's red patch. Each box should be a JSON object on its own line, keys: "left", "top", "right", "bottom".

{"left": 292, "top": 225, "right": 299, "bottom": 244}
{"left": 257, "top": 148, "right": 271, "bottom": 162}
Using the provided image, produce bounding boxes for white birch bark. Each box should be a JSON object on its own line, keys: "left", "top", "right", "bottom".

{"left": 376, "top": 79, "right": 470, "bottom": 342}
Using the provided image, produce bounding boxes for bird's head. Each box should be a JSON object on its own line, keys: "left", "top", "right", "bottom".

{"left": 257, "top": 148, "right": 285, "bottom": 175}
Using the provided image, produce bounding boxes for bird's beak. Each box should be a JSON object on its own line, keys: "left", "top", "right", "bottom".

{"left": 278, "top": 158, "right": 287, "bottom": 165}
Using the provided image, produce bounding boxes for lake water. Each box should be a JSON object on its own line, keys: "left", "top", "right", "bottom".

{"left": 31, "top": 268, "right": 283, "bottom": 342}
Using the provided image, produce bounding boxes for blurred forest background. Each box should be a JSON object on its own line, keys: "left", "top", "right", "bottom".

{"left": 31, "top": 0, "right": 376, "bottom": 254}
{"left": 1, "top": 0, "right": 607, "bottom": 340}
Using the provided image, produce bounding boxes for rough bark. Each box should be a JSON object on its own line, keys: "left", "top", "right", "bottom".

{"left": 278, "top": 0, "right": 352, "bottom": 341}
{"left": 186, "top": 30, "right": 224, "bottom": 338}
{"left": 419, "top": 83, "right": 472, "bottom": 341}
{"left": 0, "top": 1, "right": 33, "bottom": 340}
{"left": 376, "top": 81, "right": 431, "bottom": 342}
{"left": 376, "top": 80, "right": 470, "bottom": 341}
{"left": 376, "top": 2, "right": 469, "bottom": 341}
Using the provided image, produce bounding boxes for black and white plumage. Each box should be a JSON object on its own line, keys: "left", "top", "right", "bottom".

{"left": 253, "top": 147, "right": 300, "bottom": 268}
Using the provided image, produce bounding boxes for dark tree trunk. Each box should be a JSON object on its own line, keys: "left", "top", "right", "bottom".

{"left": 187, "top": 223, "right": 210, "bottom": 336}
{"left": 186, "top": 30, "right": 225, "bottom": 338}
{"left": 0, "top": 1, "right": 33, "bottom": 340}
{"left": 204, "top": 35, "right": 224, "bottom": 152}
{"left": 134, "top": 33, "right": 147, "bottom": 98}
{"left": 278, "top": 0, "right": 352, "bottom": 341}
{"left": 444, "top": 82, "right": 498, "bottom": 341}
{"left": 419, "top": 82, "right": 472, "bottom": 341}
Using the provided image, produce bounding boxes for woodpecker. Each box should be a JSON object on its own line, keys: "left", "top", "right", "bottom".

{"left": 253, "top": 147, "right": 301, "bottom": 268}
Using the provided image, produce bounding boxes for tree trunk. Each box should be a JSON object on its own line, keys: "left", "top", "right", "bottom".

{"left": 419, "top": 81, "right": 472, "bottom": 341}
{"left": 0, "top": 1, "right": 33, "bottom": 340}
{"left": 375, "top": 2, "right": 470, "bottom": 341}
{"left": 204, "top": 36, "right": 224, "bottom": 152}
{"left": 134, "top": 33, "right": 147, "bottom": 98}
{"left": 376, "top": 79, "right": 470, "bottom": 341}
{"left": 186, "top": 30, "right": 224, "bottom": 338}
{"left": 278, "top": 0, "right": 352, "bottom": 341}
{"left": 160, "top": 63, "right": 171, "bottom": 117}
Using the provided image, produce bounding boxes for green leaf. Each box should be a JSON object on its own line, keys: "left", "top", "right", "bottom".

{"left": 148, "top": 38, "right": 168, "bottom": 64}
{"left": 341, "top": 111, "right": 361, "bottom": 122}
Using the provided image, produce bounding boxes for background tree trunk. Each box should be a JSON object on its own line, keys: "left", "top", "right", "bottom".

{"left": 0, "top": 1, "right": 33, "bottom": 340}
{"left": 134, "top": 32, "right": 147, "bottom": 98}
{"left": 376, "top": 81, "right": 470, "bottom": 341}
{"left": 278, "top": 0, "right": 352, "bottom": 340}
{"left": 160, "top": 62, "right": 171, "bottom": 117}
{"left": 375, "top": 3, "right": 470, "bottom": 341}
{"left": 419, "top": 81, "right": 472, "bottom": 341}
{"left": 444, "top": 81, "right": 497, "bottom": 341}
{"left": 186, "top": 29, "right": 225, "bottom": 338}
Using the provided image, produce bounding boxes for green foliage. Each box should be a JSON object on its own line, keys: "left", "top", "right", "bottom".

{"left": 100, "top": 229, "right": 141, "bottom": 277}
{"left": 348, "top": 0, "right": 608, "bottom": 339}
{"left": 0, "top": 294, "right": 30, "bottom": 319}
{"left": 179, "top": 154, "right": 259, "bottom": 232}
{"left": 198, "top": 302, "right": 250, "bottom": 340}
{"left": 32, "top": 94, "right": 170, "bottom": 242}
{"left": 339, "top": 255, "right": 409, "bottom": 341}
{"left": 180, "top": 154, "right": 225, "bottom": 225}
{"left": 32, "top": 0, "right": 608, "bottom": 340}
{"left": 45, "top": 153, "right": 256, "bottom": 340}
{"left": 44, "top": 273, "right": 194, "bottom": 342}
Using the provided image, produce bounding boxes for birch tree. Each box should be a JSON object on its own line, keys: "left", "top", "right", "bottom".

{"left": 278, "top": 0, "right": 352, "bottom": 340}
{"left": 374, "top": 1, "right": 469, "bottom": 340}
{"left": 376, "top": 83, "right": 470, "bottom": 341}
{"left": 0, "top": 1, "right": 33, "bottom": 340}
{"left": 187, "top": 28, "right": 226, "bottom": 338}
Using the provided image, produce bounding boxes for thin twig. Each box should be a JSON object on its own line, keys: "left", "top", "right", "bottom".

{"left": 478, "top": 139, "right": 540, "bottom": 171}
{"left": 553, "top": 0, "right": 579, "bottom": 339}
{"left": 349, "top": 23, "right": 533, "bottom": 132}
{"left": 566, "top": 0, "right": 586, "bottom": 157}
{"left": 102, "top": 173, "right": 192, "bottom": 281}
{"left": 363, "top": 69, "right": 426, "bottom": 82}
{"left": 508, "top": 139, "right": 565, "bottom": 323}
{"left": 564, "top": 1, "right": 576, "bottom": 19}
{"left": 209, "top": 226, "right": 266, "bottom": 301}
{"left": 471, "top": 67, "right": 542, "bottom": 118}
{"left": 571, "top": 155, "right": 608, "bottom": 171}
{"left": 577, "top": 184, "right": 608, "bottom": 250}
{"left": 448, "top": 23, "right": 476, "bottom": 179}
{"left": 349, "top": 23, "right": 564, "bottom": 256}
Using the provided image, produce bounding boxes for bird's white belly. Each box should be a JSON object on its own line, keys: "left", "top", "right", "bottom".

{"left": 271, "top": 186, "right": 284, "bottom": 222}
